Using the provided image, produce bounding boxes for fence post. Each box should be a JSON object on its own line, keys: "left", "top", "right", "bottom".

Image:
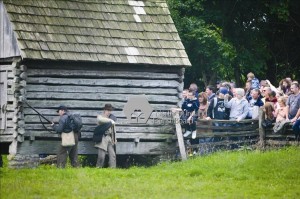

{"left": 172, "top": 109, "right": 187, "bottom": 161}
{"left": 258, "top": 107, "right": 265, "bottom": 148}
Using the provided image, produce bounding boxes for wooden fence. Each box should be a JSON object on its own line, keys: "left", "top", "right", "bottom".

{"left": 173, "top": 108, "right": 297, "bottom": 160}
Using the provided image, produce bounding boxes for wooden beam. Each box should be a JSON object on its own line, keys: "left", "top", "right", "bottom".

{"left": 17, "top": 140, "right": 177, "bottom": 155}
{"left": 24, "top": 124, "right": 175, "bottom": 134}
{"left": 0, "top": 134, "right": 14, "bottom": 142}
{"left": 172, "top": 109, "right": 187, "bottom": 160}
{"left": 26, "top": 92, "right": 179, "bottom": 104}
{"left": 22, "top": 131, "right": 177, "bottom": 140}
{"left": 25, "top": 100, "right": 177, "bottom": 110}
{"left": 27, "top": 69, "right": 181, "bottom": 80}
{"left": 27, "top": 77, "right": 180, "bottom": 88}
{"left": 26, "top": 85, "right": 178, "bottom": 95}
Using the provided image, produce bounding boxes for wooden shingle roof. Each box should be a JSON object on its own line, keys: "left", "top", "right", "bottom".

{"left": 3, "top": 0, "right": 191, "bottom": 66}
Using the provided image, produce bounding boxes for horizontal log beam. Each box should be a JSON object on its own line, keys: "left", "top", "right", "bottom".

{"left": 0, "top": 135, "right": 14, "bottom": 142}
{"left": 17, "top": 140, "right": 177, "bottom": 155}
{"left": 27, "top": 69, "right": 180, "bottom": 80}
{"left": 25, "top": 100, "right": 177, "bottom": 110}
{"left": 24, "top": 124, "right": 175, "bottom": 134}
{"left": 22, "top": 131, "right": 177, "bottom": 140}
{"left": 24, "top": 115, "right": 174, "bottom": 126}
{"left": 27, "top": 77, "right": 180, "bottom": 88}
{"left": 26, "top": 92, "right": 179, "bottom": 104}
{"left": 191, "top": 130, "right": 259, "bottom": 138}
{"left": 26, "top": 85, "right": 178, "bottom": 95}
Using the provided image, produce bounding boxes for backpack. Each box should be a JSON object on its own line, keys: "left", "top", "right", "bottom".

{"left": 69, "top": 114, "right": 83, "bottom": 132}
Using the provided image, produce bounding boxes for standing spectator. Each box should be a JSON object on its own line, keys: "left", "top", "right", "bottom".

{"left": 182, "top": 90, "right": 199, "bottom": 139}
{"left": 198, "top": 92, "right": 208, "bottom": 119}
{"left": 286, "top": 82, "right": 300, "bottom": 120}
{"left": 189, "top": 83, "right": 199, "bottom": 98}
{"left": 178, "top": 89, "right": 189, "bottom": 107}
{"left": 205, "top": 85, "right": 216, "bottom": 101}
{"left": 245, "top": 80, "right": 252, "bottom": 102}
{"left": 273, "top": 97, "right": 289, "bottom": 134}
{"left": 247, "top": 89, "right": 264, "bottom": 119}
{"left": 206, "top": 87, "right": 230, "bottom": 120}
{"left": 221, "top": 82, "right": 234, "bottom": 97}
{"left": 247, "top": 72, "right": 260, "bottom": 89}
{"left": 224, "top": 88, "right": 249, "bottom": 122}
{"left": 52, "top": 105, "right": 79, "bottom": 168}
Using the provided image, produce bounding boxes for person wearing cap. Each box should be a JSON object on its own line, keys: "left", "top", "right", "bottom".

{"left": 51, "top": 105, "right": 79, "bottom": 168}
{"left": 224, "top": 88, "right": 249, "bottom": 122}
{"left": 206, "top": 87, "right": 230, "bottom": 121}
{"left": 94, "top": 104, "right": 117, "bottom": 168}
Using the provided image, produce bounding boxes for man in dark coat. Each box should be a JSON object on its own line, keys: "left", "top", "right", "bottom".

{"left": 51, "top": 105, "right": 79, "bottom": 168}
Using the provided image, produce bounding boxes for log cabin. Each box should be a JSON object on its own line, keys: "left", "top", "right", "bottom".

{"left": 0, "top": 0, "right": 191, "bottom": 158}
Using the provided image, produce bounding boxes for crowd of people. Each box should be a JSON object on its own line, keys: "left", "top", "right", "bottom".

{"left": 180, "top": 72, "right": 300, "bottom": 141}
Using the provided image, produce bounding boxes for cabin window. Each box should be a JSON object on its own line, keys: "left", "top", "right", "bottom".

{"left": 0, "top": 70, "right": 8, "bottom": 130}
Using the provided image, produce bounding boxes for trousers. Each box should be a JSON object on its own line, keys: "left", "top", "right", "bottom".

{"left": 57, "top": 133, "right": 79, "bottom": 168}
{"left": 96, "top": 143, "right": 116, "bottom": 168}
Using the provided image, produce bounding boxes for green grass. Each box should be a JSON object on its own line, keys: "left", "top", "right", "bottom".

{"left": 1, "top": 147, "right": 300, "bottom": 199}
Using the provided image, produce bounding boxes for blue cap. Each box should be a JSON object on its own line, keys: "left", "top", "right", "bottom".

{"left": 219, "top": 87, "right": 228, "bottom": 95}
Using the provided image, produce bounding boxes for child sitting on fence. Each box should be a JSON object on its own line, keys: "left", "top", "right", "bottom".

{"left": 273, "top": 97, "right": 289, "bottom": 133}
{"left": 181, "top": 90, "right": 199, "bottom": 139}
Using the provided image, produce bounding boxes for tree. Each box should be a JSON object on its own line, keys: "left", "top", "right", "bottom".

{"left": 167, "top": 0, "right": 300, "bottom": 88}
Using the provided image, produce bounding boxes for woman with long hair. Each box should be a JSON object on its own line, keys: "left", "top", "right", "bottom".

{"left": 198, "top": 92, "right": 209, "bottom": 119}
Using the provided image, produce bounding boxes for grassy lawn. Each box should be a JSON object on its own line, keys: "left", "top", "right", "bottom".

{"left": 1, "top": 147, "right": 300, "bottom": 199}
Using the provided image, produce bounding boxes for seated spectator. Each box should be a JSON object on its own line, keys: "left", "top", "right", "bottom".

{"left": 245, "top": 80, "right": 252, "bottom": 102}
{"left": 182, "top": 90, "right": 199, "bottom": 139}
{"left": 205, "top": 85, "right": 216, "bottom": 101}
{"left": 265, "top": 79, "right": 291, "bottom": 96}
{"left": 198, "top": 92, "right": 208, "bottom": 119}
{"left": 206, "top": 87, "right": 230, "bottom": 121}
{"left": 266, "top": 91, "right": 278, "bottom": 107}
{"left": 279, "top": 79, "right": 291, "bottom": 96}
{"left": 291, "top": 108, "right": 300, "bottom": 141}
{"left": 273, "top": 97, "right": 289, "bottom": 134}
{"left": 259, "top": 80, "right": 269, "bottom": 95}
{"left": 261, "top": 86, "right": 272, "bottom": 104}
{"left": 247, "top": 72, "right": 260, "bottom": 89}
{"left": 224, "top": 88, "right": 249, "bottom": 122}
{"left": 247, "top": 89, "right": 264, "bottom": 119}
{"left": 286, "top": 82, "right": 300, "bottom": 120}
{"left": 262, "top": 102, "right": 276, "bottom": 128}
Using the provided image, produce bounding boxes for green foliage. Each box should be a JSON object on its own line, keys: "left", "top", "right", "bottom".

{"left": 167, "top": 0, "right": 300, "bottom": 87}
{"left": 1, "top": 147, "right": 300, "bottom": 198}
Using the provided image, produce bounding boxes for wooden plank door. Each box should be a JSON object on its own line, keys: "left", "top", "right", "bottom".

{"left": 0, "top": 70, "right": 8, "bottom": 130}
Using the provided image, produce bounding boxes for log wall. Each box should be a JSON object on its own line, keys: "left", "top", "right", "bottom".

{"left": 0, "top": 59, "right": 18, "bottom": 143}
{"left": 19, "top": 63, "right": 184, "bottom": 155}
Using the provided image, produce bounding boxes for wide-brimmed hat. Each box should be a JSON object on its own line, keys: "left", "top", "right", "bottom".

{"left": 56, "top": 105, "right": 67, "bottom": 113}
{"left": 103, "top": 104, "right": 113, "bottom": 111}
